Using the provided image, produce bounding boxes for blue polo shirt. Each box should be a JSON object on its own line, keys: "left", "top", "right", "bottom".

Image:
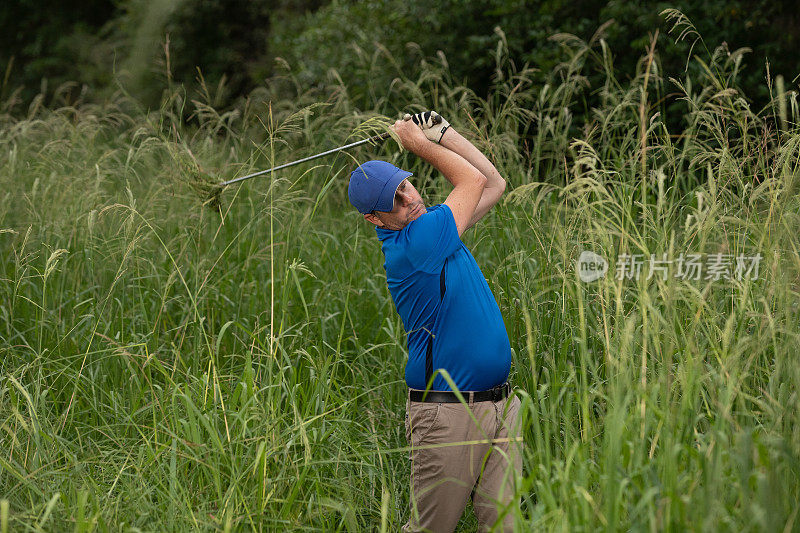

{"left": 375, "top": 203, "right": 511, "bottom": 391}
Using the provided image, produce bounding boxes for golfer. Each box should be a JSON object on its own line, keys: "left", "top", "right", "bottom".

{"left": 348, "top": 111, "right": 522, "bottom": 532}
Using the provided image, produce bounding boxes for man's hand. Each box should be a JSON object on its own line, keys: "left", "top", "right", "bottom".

{"left": 404, "top": 111, "right": 451, "bottom": 143}
{"left": 392, "top": 118, "right": 431, "bottom": 154}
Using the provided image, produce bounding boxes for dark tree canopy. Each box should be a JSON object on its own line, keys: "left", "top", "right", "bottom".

{"left": 1, "top": 0, "right": 798, "bottom": 120}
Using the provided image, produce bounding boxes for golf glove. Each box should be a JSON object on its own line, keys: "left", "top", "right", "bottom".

{"left": 404, "top": 111, "right": 450, "bottom": 143}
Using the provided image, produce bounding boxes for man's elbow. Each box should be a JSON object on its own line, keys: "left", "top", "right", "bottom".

{"left": 488, "top": 178, "right": 506, "bottom": 211}
{"left": 489, "top": 177, "right": 506, "bottom": 199}
{"left": 497, "top": 178, "right": 506, "bottom": 195}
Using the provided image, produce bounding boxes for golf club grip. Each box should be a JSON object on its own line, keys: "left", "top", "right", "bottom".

{"left": 371, "top": 131, "right": 392, "bottom": 142}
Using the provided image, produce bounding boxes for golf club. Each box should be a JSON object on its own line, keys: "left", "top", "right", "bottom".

{"left": 219, "top": 113, "right": 439, "bottom": 187}
{"left": 204, "top": 113, "right": 440, "bottom": 210}
{"left": 219, "top": 132, "right": 388, "bottom": 188}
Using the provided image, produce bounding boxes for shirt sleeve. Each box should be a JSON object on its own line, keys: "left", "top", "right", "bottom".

{"left": 404, "top": 204, "right": 461, "bottom": 273}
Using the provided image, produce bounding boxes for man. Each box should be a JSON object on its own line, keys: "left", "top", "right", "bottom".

{"left": 348, "top": 111, "right": 522, "bottom": 532}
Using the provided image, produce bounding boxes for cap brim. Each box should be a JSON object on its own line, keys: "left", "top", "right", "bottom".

{"left": 372, "top": 169, "right": 413, "bottom": 212}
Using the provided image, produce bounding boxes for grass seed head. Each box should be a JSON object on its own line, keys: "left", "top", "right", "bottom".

{"left": 166, "top": 141, "right": 224, "bottom": 213}
{"left": 205, "top": 185, "right": 223, "bottom": 213}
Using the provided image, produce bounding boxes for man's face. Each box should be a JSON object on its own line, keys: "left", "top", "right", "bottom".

{"left": 363, "top": 178, "right": 427, "bottom": 231}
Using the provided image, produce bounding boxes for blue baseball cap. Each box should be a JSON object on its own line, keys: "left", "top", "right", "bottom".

{"left": 348, "top": 160, "right": 412, "bottom": 214}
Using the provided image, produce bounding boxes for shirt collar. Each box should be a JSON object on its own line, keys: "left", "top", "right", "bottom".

{"left": 375, "top": 226, "right": 395, "bottom": 241}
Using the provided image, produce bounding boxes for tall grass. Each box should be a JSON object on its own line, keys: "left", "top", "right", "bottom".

{"left": 2, "top": 11, "right": 799, "bottom": 531}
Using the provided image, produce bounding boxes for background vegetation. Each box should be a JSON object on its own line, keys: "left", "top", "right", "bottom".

{"left": 1, "top": 4, "right": 800, "bottom": 532}
{"left": 2, "top": 0, "right": 800, "bottom": 121}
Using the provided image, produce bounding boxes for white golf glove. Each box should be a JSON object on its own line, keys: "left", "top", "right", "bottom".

{"left": 403, "top": 110, "right": 451, "bottom": 143}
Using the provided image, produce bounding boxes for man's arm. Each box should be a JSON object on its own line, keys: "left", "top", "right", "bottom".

{"left": 439, "top": 128, "right": 506, "bottom": 231}
{"left": 392, "top": 119, "right": 486, "bottom": 237}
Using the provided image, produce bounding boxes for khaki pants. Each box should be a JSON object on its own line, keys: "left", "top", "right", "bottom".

{"left": 403, "top": 391, "right": 523, "bottom": 533}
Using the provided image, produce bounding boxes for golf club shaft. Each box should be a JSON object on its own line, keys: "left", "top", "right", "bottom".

{"left": 221, "top": 131, "right": 391, "bottom": 187}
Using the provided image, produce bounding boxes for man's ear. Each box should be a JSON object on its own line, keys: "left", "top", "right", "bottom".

{"left": 364, "top": 213, "right": 384, "bottom": 227}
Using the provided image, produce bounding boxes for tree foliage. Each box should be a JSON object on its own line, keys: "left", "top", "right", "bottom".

{"left": 1, "top": 0, "right": 798, "bottom": 118}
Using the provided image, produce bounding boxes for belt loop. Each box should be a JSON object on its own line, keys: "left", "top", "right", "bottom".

{"left": 468, "top": 391, "right": 474, "bottom": 406}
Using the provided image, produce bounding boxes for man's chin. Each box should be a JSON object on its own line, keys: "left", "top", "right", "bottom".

{"left": 407, "top": 207, "right": 426, "bottom": 223}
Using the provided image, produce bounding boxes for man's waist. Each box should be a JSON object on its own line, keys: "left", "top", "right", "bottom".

{"left": 408, "top": 382, "right": 511, "bottom": 403}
